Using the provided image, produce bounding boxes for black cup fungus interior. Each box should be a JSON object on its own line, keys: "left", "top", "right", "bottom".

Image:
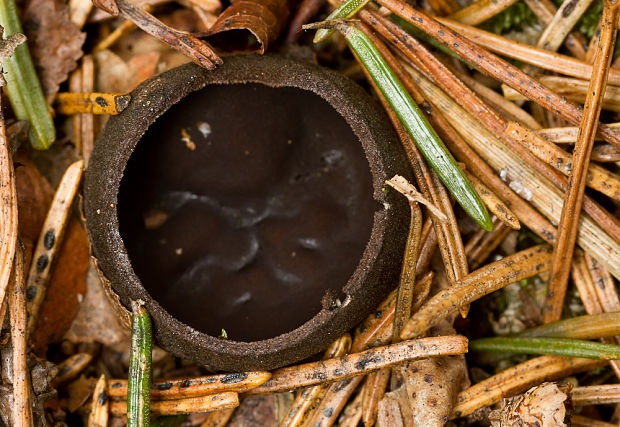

{"left": 85, "top": 55, "right": 411, "bottom": 371}
{"left": 117, "top": 82, "right": 376, "bottom": 342}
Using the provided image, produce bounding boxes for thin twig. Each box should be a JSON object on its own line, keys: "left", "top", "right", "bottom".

{"left": 544, "top": 1, "right": 620, "bottom": 323}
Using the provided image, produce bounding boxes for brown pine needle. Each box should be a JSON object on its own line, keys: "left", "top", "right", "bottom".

{"left": 25, "top": 160, "right": 84, "bottom": 337}
{"left": 0, "top": 98, "right": 17, "bottom": 322}
{"left": 53, "top": 353, "right": 94, "bottom": 385}
{"left": 544, "top": 0, "right": 620, "bottom": 323}
{"left": 249, "top": 336, "right": 468, "bottom": 394}
{"left": 572, "top": 385, "right": 620, "bottom": 405}
{"left": 199, "top": 408, "right": 235, "bottom": 427}
{"left": 522, "top": 0, "right": 588, "bottom": 59}
{"left": 376, "top": 0, "right": 620, "bottom": 147}
{"left": 401, "top": 60, "right": 620, "bottom": 278}
{"left": 536, "top": 0, "right": 595, "bottom": 52}
{"left": 280, "top": 334, "right": 351, "bottom": 427}
{"left": 338, "top": 387, "right": 364, "bottom": 427}
{"left": 462, "top": 169, "right": 520, "bottom": 229}
{"left": 572, "top": 415, "right": 617, "bottom": 427}
{"left": 9, "top": 247, "right": 33, "bottom": 427}
{"left": 466, "top": 220, "right": 512, "bottom": 270}
{"left": 110, "top": 392, "right": 239, "bottom": 416}
{"left": 69, "top": 0, "right": 94, "bottom": 28}
{"left": 505, "top": 122, "right": 620, "bottom": 201}
{"left": 451, "top": 356, "right": 604, "bottom": 418}
{"left": 537, "top": 123, "right": 620, "bottom": 143}
{"left": 108, "top": 371, "right": 272, "bottom": 400}
{"left": 361, "top": 368, "right": 390, "bottom": 427}
{"left": 437, "top": 17, "right": 620, "bottom": 88}
{"left": 449, "top": 0, "right": 518, "bottom": 26}
{"left": 88, "top": 374, "right": 109, "bottom": 427}
{"left": 55, "top": 92, "right": 131, "bottom": 115}
{"left": 400, "top": 245, "right": 552, "bottom": 340}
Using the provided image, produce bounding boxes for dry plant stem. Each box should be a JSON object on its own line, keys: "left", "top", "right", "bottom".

{"left": 544, "top": 1, "right": 620, "bottom": 324}
{"left": 112, "top": 0, "right": 221, "bottom": 69}
{"left": 88, "top": 374, "right": 109, "bottom": 427}
{"left": 9, "top": 247, "right": 32, "bottom": 427}
{"left": 249, "top": 336, "right": 468, "bottom": 394}
{"left": 437, "top": 18, "right": 620, "bottom": 86}
{"left": 281, "top": 334, "right": 351, "bottom": 427}
{"left": 375, "top": 0, "right": 620, "bottom": 148}
{"left": 522, "top": 0, "right": 587, "bottom": 59}
{"left": 0, "top": 101, "right": 17, "bottom": 319}
{"left": 286, "top": 0, "right": 325, "bottom": 43}
{"left": 391, "top": 197, "right": 422, "bottom": 343}
{"left": 25, "top": 160, "right": 84, "bottom": 337}
{"left": 536, "top": 0, "right": 594, "bottom": 53}
{"left": 357, "top": 25, "right": 465, "bottom": 285}
{"left": 53, "top": 353, "right": 94, "bottom": 385}
{"left": 452, "top": 67, "right": 542, "bottom": 130}
{"left": 462, "top": 170, "right": 519, "bottom": 229}
{"left": 502, "top": 77, "right": 620, "bottom": 113}
{"left": 400, "top": 245, "right": 552, "bottom": 340}
{"left": 449, "top": 0, "right": 518, "bottom": 26}
{"left": 467, "top": 222, "right": 512, "bottom": 270}
{"left": 364, "top": 8, "right": 620, "bottom": 242}
{"left": 199, "top": 408, "right": 235, "bottom": 427}
{"left": 506, "top": 122, "right": 620, "bottom": 201}
{"left": 402, "top": 60, "right": 620, "bottom": 279}
{"left": 108, "top": 371, "right": 272, "bottom": 399}
{"left": 69, "top": 0, "right": 94, "bottom": 28}
{"left": 451, "top": 356, "right": 604, "bottom": 418}
{"left": 56, "top": 92, "right": 131, "bottom": 115}
{"left": 572, "top": 385, "right": 620, "bottom": 405}
{"left": 111, "top": 393, "right": 239, "bottom": 416}
{"left": 571, "top": 415, "right": 617, "bottom": 427}
{"left": 361, "top": 368, "right": 390, "bottom": 427}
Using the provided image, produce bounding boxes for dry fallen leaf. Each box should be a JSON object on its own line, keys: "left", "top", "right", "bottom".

{"left": 22, "top": 0, "right": 86, "bottom": 104}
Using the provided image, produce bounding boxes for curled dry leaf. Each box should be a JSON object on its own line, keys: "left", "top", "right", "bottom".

{"left": 22, "top": 0, "right": 86, "bottom": 104}
{"left": 199, "top": 0, "right": 289, "bottom": 54}
{"left": 488, "top": 382, "right": 568, "bottom": 427}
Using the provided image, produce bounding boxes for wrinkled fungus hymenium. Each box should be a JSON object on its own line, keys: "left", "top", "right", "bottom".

{"left": 117, "top": 83, "right": 376, "bottom": 342}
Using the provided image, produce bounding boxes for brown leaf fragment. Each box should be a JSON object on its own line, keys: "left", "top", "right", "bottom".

{"left": 377, "top": 392, "right": 405, "bottom": 427}
{"left": 488, "top": 382, "right": 568, "bottom": 427}
{"left": 63, "top": 261, "right": 129, "bottom": 346}
{"left": 65, "top": 375, "right": 97, "bottom": 413}
{"left": 22, "top": 0, "right": 86, "bottom": 104}
{"left": 198, "top": 0, "right": 289, "bottom": 54}
{"left": 0, "top": 33, "right": 26, "bottom": 86}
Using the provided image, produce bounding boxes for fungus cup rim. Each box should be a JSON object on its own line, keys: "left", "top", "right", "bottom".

{"left": 84, "top": 54, "right": 411, "bottom": 371}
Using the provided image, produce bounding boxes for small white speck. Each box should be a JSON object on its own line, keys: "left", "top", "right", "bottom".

{"left": 383, "top": 202, "right": 391, "bottom": 210}
{"left": 77, "top": 293, "right": 83, "bottom": 303}
{"left": 197, "top": 121, "right": 211, "bottom": 138}
{"left": 96, "top": 209, "right": 101, "bottom": 214}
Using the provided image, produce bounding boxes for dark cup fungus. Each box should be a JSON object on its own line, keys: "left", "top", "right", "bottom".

{"left": 85, "top": 55, "right": 412, "bottom": 371}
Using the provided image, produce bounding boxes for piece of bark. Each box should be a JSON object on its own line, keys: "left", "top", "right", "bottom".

{"left": 198, "top": 0, "right": 289, "bottom": 54}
